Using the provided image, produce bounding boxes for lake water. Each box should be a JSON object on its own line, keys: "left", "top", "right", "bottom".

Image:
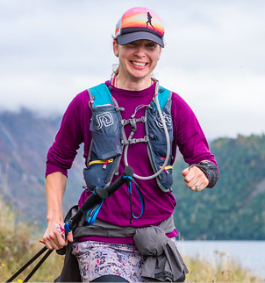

{"left": 176, "top": 240, "right": 265, "bottom": 279}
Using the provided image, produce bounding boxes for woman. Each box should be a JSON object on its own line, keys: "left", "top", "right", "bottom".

{"left": 43, "top": 7, "right": 218, "bottom": 283}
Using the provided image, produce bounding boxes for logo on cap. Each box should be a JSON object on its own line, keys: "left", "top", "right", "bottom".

{"left": 146, "top": 12, "right": 155, "bottom": 30}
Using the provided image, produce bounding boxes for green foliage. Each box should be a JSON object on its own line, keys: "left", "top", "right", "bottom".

{"left": 173, "top": 134, "right": 265, "bottom": 240}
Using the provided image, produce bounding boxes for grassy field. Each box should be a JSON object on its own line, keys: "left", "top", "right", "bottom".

{"left": 183, "top": 254, "right": 263, "bottom": 282}
{"left": 0, "top": 198, "right": 263, "bottom": 282}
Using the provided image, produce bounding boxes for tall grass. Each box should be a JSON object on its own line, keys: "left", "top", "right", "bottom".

{"left": 0, "top": 197, "right": 64, "bottom": 282}
{"left": 0, "top": 197, "right": 263, "bottom": 282}
{"left": 183, "top": 252, "right": 263, "bottom": 282}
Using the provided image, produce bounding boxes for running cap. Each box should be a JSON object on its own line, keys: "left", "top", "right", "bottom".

{"left": 115, "top": 7, "right": 165, "bottom": 48}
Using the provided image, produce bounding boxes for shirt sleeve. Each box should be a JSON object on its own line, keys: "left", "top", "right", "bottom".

{"left": 45, "top": 90, "right": 89, "bottom": 177}
{"left": 171, "top": 92, "right": 217, "bottom": 167}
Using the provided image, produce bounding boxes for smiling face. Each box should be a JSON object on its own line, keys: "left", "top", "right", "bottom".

{"left": 113, "top": 39, "right": 162, "bottom": 89}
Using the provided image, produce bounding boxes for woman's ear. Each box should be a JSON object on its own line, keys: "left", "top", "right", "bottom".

{"left": 113, "top": 40, "right": 119, "bottom": 57}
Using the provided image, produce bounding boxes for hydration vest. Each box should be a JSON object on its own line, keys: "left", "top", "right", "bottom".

{"left": 83, "top": 82, "right": 174, "bottom": 193}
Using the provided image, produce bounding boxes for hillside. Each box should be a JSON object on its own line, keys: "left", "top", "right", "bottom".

{"left": 0, "top": 109, "right": 264, "bottom": 239}
{"left": 0, "top": 109, "right": 84, "bottom": 226}
{"left": 173, "top": 134, "right": 265, "bottom": 240}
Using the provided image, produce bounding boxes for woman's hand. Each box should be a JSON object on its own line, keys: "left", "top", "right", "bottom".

{"left": 43, "top": 220, "right": 73, "bottom": 250}
{"left": 182, "top": 166, "right": 209, "bottom": 192}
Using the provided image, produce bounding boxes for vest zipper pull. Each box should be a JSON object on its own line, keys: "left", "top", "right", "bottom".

{"left": 160, "top": 166, "right": 169, "bottom": 175}
{"left": 103, "top": 160, "right": 108, "bottom": 169}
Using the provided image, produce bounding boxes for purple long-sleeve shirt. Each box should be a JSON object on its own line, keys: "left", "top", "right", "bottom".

{"left": 46, "top": 80, "right": 217, "bottom": 243}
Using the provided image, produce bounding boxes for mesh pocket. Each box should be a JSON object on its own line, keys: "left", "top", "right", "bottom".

{"left": 84, "top": 105, "right": 122, "bottom": 190}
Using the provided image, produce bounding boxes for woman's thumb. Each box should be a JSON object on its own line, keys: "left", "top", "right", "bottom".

{"left": 182, "top": 168, "right": 189, "bottom": 176}
{"left": 67, "top": 231, "right": 74, "bottom": 242}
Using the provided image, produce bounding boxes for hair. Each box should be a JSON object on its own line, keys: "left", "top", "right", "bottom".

{"left": 112, "top": 64, "right": 120, "bottom": 78}
{"left": 112, "top": 37, "right": 120, "bottom": 78}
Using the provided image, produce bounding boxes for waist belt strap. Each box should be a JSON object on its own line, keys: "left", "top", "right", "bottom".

{"left": 74, "top": 213, "right": 175, "bottom": 239}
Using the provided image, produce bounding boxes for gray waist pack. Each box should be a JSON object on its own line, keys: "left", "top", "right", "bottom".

{"left": 134, "top": 224, "right": 188, "bottom": 282}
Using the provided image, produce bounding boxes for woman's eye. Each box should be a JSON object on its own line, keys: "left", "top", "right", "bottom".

{"left": 146, "top": 43, "right": 157, "bottom": 48}
{"left": 126, "top": 41, "right": 157, "bottom": 49}
{"left": 127, "top": 42, "right": 137, "bottom": 47}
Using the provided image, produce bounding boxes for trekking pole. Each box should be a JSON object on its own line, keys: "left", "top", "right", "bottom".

{"left": 23, "top": 249, "right": 53, "bottom": 282}
{"left": 5, "top": 166, "right": 134, "bottom": 282}
{"left": 5, "top": 246, "right": 52, "bottom": 282}
{"left": 64, "top": 165, "right": 134, "bottom": 232}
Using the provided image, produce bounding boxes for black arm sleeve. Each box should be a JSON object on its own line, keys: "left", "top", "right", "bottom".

{"left": 191, "top": 161, "right": 219, "bottom": 188}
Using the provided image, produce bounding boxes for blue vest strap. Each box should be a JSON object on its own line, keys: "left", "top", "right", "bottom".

{"left": 150, "top": 86, "right": 172, "bottom": 110}
{"left": 89, "top": 83, "right": 114, "bottom": 107}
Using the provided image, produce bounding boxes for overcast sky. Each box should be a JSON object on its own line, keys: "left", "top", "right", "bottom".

{"left": 0, "top": 0, "right": 264, "bottom": 140}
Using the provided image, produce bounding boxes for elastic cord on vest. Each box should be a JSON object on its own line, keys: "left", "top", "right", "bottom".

{"left": 125, "top": 175, "right": 145, "bottom": 223}
{"left": 124, "top": 82, "right": 171, "bottom": 180}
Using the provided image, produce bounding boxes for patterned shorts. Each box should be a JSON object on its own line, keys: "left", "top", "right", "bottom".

{"left": 72, "top": 241, "right": 145, "bottom": 282}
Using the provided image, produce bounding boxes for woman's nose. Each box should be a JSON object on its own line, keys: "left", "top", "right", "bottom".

{"left": 134, "top": 44, "right": 145, "bottom": 56}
